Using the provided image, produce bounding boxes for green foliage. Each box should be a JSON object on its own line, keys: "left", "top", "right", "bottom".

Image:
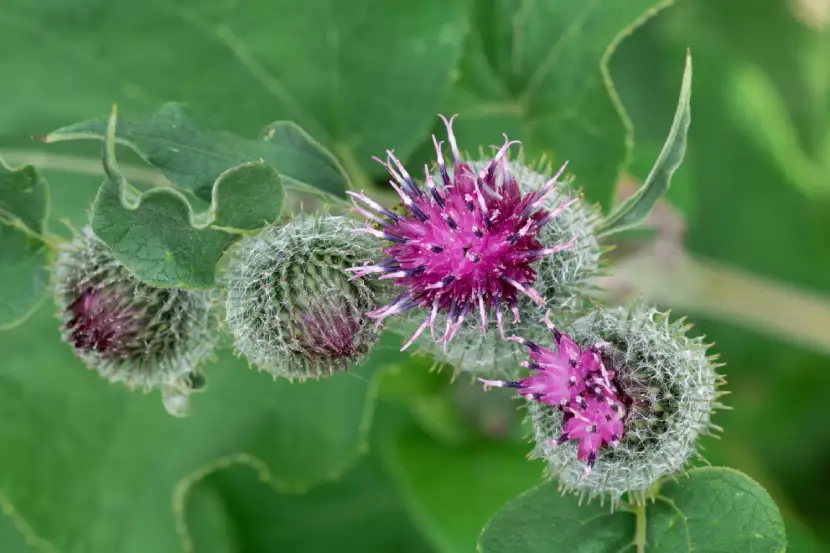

{"left": 45, "top": 103, "right": 347, "bottom": 201}
{"left": 409, "top": 0, "right": 675, "bottom": 205}
{"left": 0, "top": 301, "right": 403, "bottom": 553}
{"left": 186, "top": 456, "right": 434, "bottom": 553}
{"left": 92, "top": 109, "right": 283, "bottom": 288}
{"left": 0, "top": 158, "right": 50, "bottom": 329}
{"left": 479, "top": 468, "right": 786, "bottom": 553}
{"left": 599, "top": 50, "right": 692, "bottom": 236}
{"left": 382, "top": 428, "right": 543, "bottom": 553}
{"left": 1, "top": 0, "right": 827, "bottom": 550}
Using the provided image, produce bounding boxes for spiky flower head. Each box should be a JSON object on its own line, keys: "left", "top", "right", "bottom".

{"left": 348, "top": 115, "right": 579, "bottom": 352}
{"left": 481, "top": 304, "right": 721, "bottom": 500}
{"left": 225, "top": 215, "right": 385, "bottom": 380}
{"left": 53, "top": 228, "right": 217, "bottom": 390}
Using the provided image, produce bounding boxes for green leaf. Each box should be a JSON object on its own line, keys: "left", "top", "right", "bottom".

{"left": 0, "top": 158, "right": 51, "bottom": 329}
{"left": 479, "top": 482, "right": 634, "bottom": 553}
{"left": 1, "top": 0, "right": 470, "bottom": 189}
{"left": 92, "top": 108, "right": 284, "bottom": 288}
{"left": 409, "top": 0, "right": 675, "bottom": 205}
{"left": 0, "top": 158, "right": 49, "bottom": 235}
{"left": 45, "top": 103, "right": 347, "bottom": 201}
{"left": 0, "top": 302, "right": 404, "bottom": 553}
{"left": 0, "top": 226, "right": 49, "bottom": 330}
{"left": 185, "top": 455, "right": 434, "bottom": 553}
{"left": 649, "top": 467, "right": 786, "bottom": 552}
{"left": 382, "top": 428, "right": 543, "bottom": 553}
{"left": 478, "top": 467, "right": 786, "bottom": 553}
{"left": 183, "top": 480, "right": 238, "bottom": 553}
{"left": 599, "top": 50, "right": 692, "bottom": 236}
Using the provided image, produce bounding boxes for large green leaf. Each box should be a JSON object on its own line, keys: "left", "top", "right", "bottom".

{"left": 382, "top": 428, "right": 542, "bottom": 553}
{"left": 479, "top": 467, "right": 785, "bottom": 552}
{"left": 408, "top": 0, "right": 675, "bottom": 205}
{"left": 91, "top": 109, "right": 283, "bottom": 288}
{"left": 185, "top": 456, "right": 435, "bottom": 553}
{"left": 0, "top": 301, "right": 404, "bottom": 553}
{"left": 0, "top": 158, "right": 51, "bottom": 329}
{"left": 45, "top": 103, "right": 349, "bottom": 201}
{"left": 0, "top": 0, "right": 470, "bottom": 187}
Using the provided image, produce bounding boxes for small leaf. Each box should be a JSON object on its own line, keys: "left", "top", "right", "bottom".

{"left": 211, "top": 162, "right": 284, "bottom": 231}
{"left": 45, "top": 103, "right": 348, "bottom": 201}
{"left": 92, "top": 107, "right": 285, "bottom": 288}
{"left": 0, "top": 157, "right": 51, "bottom": 329}
{"left": 478, "top": 467, "right": 786, "bottom": 553}
{"left": 599, "top": 51, "right": 693, "bottom": 236}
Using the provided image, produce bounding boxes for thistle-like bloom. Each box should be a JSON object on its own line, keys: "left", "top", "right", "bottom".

{"left": 480, "top": 312, "right": 626, "bottom": 473}
{"left": 483, "top": 305, "right": 722, "bottom": 500}
{"left": 348, "top": 115, "right": 576, "bottom": 350}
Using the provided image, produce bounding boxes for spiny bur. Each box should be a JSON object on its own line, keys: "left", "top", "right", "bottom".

{"left": 225, "top": 215, "right": 387, "bottom": 380}
{"left": 53, "top": 228, "right": 217, "bottom": 394}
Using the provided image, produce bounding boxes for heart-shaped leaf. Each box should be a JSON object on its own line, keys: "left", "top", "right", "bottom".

{"left": 479, "top": 467, "right": 786, "bottom": 553}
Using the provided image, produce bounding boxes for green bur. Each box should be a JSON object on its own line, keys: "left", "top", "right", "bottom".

{"left": 53, "top": 228, "right": 217, "bottom": 406}
{"left": 225, "top": 215, "right": 388, "bottom": 380}
{"left": 530, "top": 304, "right": 723, "bottom": 500}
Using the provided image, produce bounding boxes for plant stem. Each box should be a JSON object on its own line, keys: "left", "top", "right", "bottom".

{"left": 596, "top": 247, "right": 830, "bottom": 361}
{"left": 634, "top": 501, "right": 647, "bottom": 553}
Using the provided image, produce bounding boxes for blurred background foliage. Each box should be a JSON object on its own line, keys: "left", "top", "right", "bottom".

{"left": 1, "top": 0, "right": 830, "bottom": 551}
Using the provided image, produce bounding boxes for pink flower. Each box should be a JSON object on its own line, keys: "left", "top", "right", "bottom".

{"left": 348, "top": 115, "right": 576, "bottom": 350}
{"left": 480, "top": 312, "right": 627, "bottom": 474}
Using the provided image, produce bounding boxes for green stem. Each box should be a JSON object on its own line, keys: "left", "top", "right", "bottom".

{"left": 634, "top": 502, "right": 647, "bottom": 553}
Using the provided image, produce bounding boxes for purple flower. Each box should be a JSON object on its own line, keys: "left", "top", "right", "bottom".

{"left": 348, "top": 115, "right": 576, "bottom": 350}
{"left": 65, "top": 286, "right": 145, "bottom": 357}
{"left": 480, "top": 312, "right": 627, "bottom": 475}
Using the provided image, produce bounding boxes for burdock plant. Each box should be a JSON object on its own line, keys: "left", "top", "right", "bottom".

{"left": 0, "top": 46, "right": 787, "bottom": 553}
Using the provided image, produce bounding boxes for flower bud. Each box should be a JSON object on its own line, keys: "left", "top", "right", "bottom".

{"left": 53, "top": 228, "right": 217, "bottom": 390}
{"left": 225, "top": 215, "right": 385, "bottom": 380}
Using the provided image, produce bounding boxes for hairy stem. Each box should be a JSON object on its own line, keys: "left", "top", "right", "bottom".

{"left": 634, "top": 501, "right": 647, "bottom": 553}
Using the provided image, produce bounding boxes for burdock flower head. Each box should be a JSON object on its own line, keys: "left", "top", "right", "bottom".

{"left": 53, "top": 228, "right": 217, "bottom": 391}
{"left": 481, "top": 304, "right": 722, "bottom": 500}
{"left": 348, "top": 115, "right": 583, "bottom": 353}
{"left": 225, "top": 215, "right": 385, "bottom": 380}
